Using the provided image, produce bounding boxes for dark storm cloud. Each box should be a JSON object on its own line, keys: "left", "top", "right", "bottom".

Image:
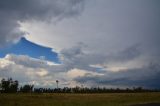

{"left": 59, "top": 44, "right": 141, "bottom": 72}
{"left": 0, "top": 0, "right": 84, "bottom": 20}
{"left": 75, "top": 62, "right": 160, "bottom": 88}
{"left": 106, "top": 44, "right": 141, "bottom": 63}
{"left": 0, "top": 11, "right": 24, "bottom": 47}
{"left": 0, "top": 0, "right": 84, "bottom": 47}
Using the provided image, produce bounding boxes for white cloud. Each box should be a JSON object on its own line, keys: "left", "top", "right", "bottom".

{"left": 1, "top": 53, "right": 160, "bottom": 88}
{"left": 67, "top": 68, "right": 103, "bottom": 79}
{"left": 0, "top": 54, "right": 64, "bottom": 88}
{"left": 0, "top": 53, "right": 104, "bottom": 88}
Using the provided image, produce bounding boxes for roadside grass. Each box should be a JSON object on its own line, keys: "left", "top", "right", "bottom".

{"left": 0, "top": 92, "right": 160, "bottom": 106}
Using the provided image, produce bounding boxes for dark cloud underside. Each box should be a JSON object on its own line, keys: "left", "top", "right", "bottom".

{"left": 0, "top": 0, "right": 84, "bottom": 47}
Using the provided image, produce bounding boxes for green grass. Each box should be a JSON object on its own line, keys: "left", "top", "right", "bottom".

{"left": 0, "top": 93, "right": 160, "bottom": 106}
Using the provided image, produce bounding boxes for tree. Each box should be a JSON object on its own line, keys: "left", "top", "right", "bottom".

{"left": 20, "top": 85, "right": 34, "bottom": 93}
{"left": 1, "top": 78, "right": 19, "bottom": 93}
{"left": 10, "top": 80, "right": 19, "bottom": 92}
{"left": 1, "top": 78, "right": 10, "bottom": 93}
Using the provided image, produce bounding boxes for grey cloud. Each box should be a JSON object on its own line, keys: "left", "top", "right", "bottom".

{"left": 1, "top": 0, "right": 160, "bottom": 88}
{"left": 4, "top": 54, "right": 65, "bottom": 73}
{"left": 0, "top": 14, "right": 24, "bottom": 47}
{"left": 0, "top": 0, "right": 84, "bottom": 20}
{"left": 0, "top": 63, "right": 31, "bottom": 83}
{"left": 107, "top": 44, "right": 141, "bottom": 63}
{"left": 0, "top": 48, "right": 156, "bottom": 88}
{"left": 59, "top": 44, "right": 106, "bottom": 72}
{"left": 0, "top": 0, "right": 84, "bottom": 47}
{"left": 5, "top": 54, "right": 49, "bottom": 68}
{"left": 0, "top": 43, "right": 142, "bottom": 87}
{"left": 75, "top": 63, "right": 160, "bottom": 88}
{"left": 59, "top": 44, "right": 141, "bottom": 72}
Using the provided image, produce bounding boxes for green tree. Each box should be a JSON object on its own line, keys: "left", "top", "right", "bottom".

{"left": 1, "top": 78, "right": 19, "bottom": 93}
{"left": 20, "top": 85, "right": 34, "bottom": 93}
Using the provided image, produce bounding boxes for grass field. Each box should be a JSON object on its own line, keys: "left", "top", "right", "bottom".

{"left": 0, "top": 93, "right": 160, "bottom": 106}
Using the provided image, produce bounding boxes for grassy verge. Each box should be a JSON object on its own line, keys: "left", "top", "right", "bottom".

{"left": 0, "top": 93, "right": 160, "bottom": 106}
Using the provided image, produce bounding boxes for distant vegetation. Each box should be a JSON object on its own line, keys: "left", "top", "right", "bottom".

{"left": 0, "top": 78, "right": 160, "bottom": 93}
{"left": 1, "top": 78, "right": 160, "bottom": 106}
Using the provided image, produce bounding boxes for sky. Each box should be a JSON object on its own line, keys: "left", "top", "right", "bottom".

{"left": 0, "top": 0, "right": 160, "bottom": 89}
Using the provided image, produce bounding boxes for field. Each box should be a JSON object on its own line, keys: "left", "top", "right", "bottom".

{"left": 0, "top": 93, "right": 160, "bottom": 106}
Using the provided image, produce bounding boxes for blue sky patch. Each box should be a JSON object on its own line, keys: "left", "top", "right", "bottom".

{"left": 0, "top": 37, "right": 59, "bottom": 63}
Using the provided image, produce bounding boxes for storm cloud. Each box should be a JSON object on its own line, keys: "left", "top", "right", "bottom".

{"left": 0, "top": 0, "right": 84, "bottom": 47}
{"left": 0, "top": 0, "right": 160, "bottom": 88}
{"left": 75, "top": 62, "right": 160, "bottom": 89}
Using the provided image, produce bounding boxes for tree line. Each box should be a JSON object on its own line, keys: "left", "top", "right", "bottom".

{"left": 0, "top": 78, "right": 159, "bottom": 93}
{"left": 0, "top": 78, "right": 34, "bottom": 93}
